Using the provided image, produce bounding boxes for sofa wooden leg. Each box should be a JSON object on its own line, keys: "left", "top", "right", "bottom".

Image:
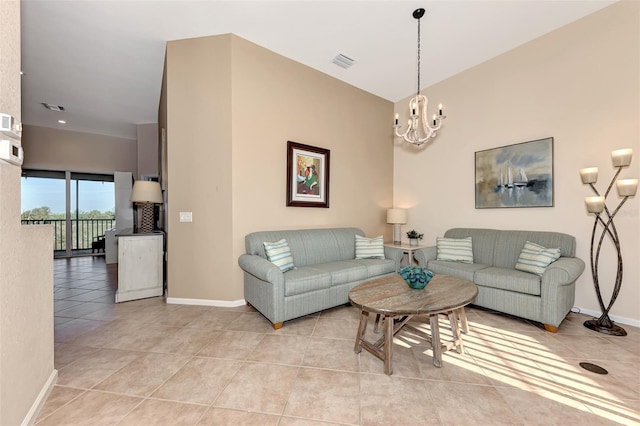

{"left": 544, "top": 324, "right": 558, "bottom": 333}
{"left": 272, "top": 322, "right": 283, "bottom": 330}
{"left": 246, "top": 301, "right": 252, "bottom": 307}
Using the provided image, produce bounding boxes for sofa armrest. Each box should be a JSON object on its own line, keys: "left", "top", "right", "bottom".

{"left": 542, "top": 257, "right": 586, "bottom": 286}
{"left": 384, "top": 246, "right": 405, "bottom": 271}
{"left": 413, "top": 246, "right": 437, "bottom": 267}
{"left": 238, "top": 254, "right": 284, "bottom": 285}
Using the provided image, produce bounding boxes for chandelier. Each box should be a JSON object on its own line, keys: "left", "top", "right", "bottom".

{"left": 394, "top": 8, "right": 446, "bottom": 146}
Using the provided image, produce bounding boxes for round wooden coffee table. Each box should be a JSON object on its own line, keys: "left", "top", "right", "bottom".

{"left": 349, "top": 274, "right": 478, "bottom": 375}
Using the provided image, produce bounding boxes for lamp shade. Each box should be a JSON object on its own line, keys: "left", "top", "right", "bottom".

{"left": 611, "top": 148, "right": 632, "bottom": 167}
{"left": 131, "top": 181, "right": 163, "bottom": 203}
{"left": 387, "top": 208, "right": 408, "bottom": 224}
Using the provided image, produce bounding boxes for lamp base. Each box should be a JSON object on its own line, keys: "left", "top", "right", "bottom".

{"left": 393, "top": 224, "right": 402, "bottom": 245}
{"left": 138, "top": 203, "right": 155, "bottom": 233}
{"left": 583, "top": 319, "right": 627, "bottom": 336}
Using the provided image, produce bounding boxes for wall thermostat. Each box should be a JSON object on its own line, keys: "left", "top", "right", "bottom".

{"left": 0, "top": 139, "right": 24, "bottom": 166}
{"left": 0, "top": 113, "right": 22, "bottom": 140}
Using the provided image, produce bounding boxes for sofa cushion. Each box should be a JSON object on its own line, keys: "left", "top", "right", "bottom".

{"left": 313, "top": 261, "right": 368, "bottom": 285}
{"left": 353, "top": 258, "right": 397, "bottom": 277}
{"left": 515, "top": 241, "right": 561, "bottom": 276}
{"left": 492, "top": 231, "right": 576, "bottom": 269}
{"left": 436, "top": 237, "right": 474, "bottom": 263}
{"left": 263, "top": 239, "right": 295, "bottom": 272}
{"left": 444, "top": 228, "right": 498, "bottom": 266}
{"left": 283, "top": 266, "right": 332, "bottom": 297}
{"left": 246, "top": 228, "right": 365, "bottom": 267}
{"left": 474, "top": 267, "right": 541, "bottom": 296}
{"left": 355, "top": 235, "right": 385, "bottom": 259}
{"left": 427, "top": 260, "right": 490, "bottom": 282}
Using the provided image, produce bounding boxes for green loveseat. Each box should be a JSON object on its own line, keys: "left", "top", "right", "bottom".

{"left": 238, "top": 228, "right": 403, "bottom": 329}
{"left": 414, "top": 228, "right": 585, "bottom": 332}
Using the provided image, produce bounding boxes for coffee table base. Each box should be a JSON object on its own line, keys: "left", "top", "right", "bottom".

{"left": 354, "top": 308, "right": 469, "bottom": 374}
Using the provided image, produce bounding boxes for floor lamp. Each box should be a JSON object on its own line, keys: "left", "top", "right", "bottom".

{"left": 579, "top": 148, "right": 637, "bottom": 336}
{"left": 131, "top": 181, "right": 163, "bottom": 233}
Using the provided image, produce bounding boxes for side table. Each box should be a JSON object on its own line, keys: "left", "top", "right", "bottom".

{"left": 115, "top": 229, "right": 164, "bottom": 303}
{"left": 384, "top": 243, "right": 429, "bottom": 266}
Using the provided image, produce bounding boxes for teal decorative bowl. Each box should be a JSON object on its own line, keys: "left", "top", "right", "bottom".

{"left": 399, "top": 265, "right": 434, "bottom": 289}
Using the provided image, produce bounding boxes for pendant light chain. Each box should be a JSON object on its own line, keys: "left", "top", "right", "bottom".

{"left": 416, "top": 15, "right": 421, "bottom": 98}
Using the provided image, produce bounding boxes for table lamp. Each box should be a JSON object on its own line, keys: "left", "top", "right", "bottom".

{"left": 386, "top": 208, "right": 407, "bottom": 245}
{"left": 131, "top": 180, "right": 163, "bottom": 233}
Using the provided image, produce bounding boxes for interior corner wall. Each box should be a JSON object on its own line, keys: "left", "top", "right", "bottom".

{"left": 163, "top": 34, "right": 393, "bottom": 303}
{"left": 136, "top": 123, "right": 159, "bottom": 179}
{"left": 0, "top": 1, "right": 55, "bottom": 424}
{"left": 393, "top": 2, "right": 639, "bottom": 325}
{"left": 164, "top": 35, "right": 233, "bottom": 301}
{"left": 21, "top": 125, "right": 137, "bottom": 175}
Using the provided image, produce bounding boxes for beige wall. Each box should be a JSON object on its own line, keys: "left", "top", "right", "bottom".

{"left": 22, "top": 124, "right": 137, "bottom": 175}
{"left": 163, "top": 34, "right": 393, "bottom": 302}
{"left": 165, "top": 35, "right": 233, "bottom": 300}
{"left": 394, "top": 2, "right": 639, "bottom": 325}
{"left": 136, "top": 123, "right": 159, "bottom": 179}
{"left": 0, "top": 1, "right": 55, "bottom": 424}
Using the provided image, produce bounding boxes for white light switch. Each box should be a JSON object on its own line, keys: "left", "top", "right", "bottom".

{"left": 179, "top": 212, "right": 193, "bottom": 222}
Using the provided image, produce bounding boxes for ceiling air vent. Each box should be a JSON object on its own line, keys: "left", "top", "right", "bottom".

{"left": 41, "top": 102, "right": 65, "bottom": 112}
{"left": 332, "top": 53, "right": 356, "bottom": 69}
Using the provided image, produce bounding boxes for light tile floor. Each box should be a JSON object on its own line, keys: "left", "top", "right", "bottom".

{"left": 40, "top": 256, "right": 640, "bottom": 425}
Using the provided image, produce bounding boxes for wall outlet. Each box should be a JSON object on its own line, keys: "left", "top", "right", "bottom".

{"left": 179, "top": 212, "right": 192, "bottom": 222}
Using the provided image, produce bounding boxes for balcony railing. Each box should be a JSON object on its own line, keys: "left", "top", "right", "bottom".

{"left": 22, "top": 218, "right": 116, "bottom": 252}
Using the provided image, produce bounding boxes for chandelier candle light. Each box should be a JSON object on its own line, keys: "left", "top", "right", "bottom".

{"left": 579, "top": 148, "right": 637, "bottom": 336}
{"left": 393, "top": 8, "right": 446, "bottom": 146}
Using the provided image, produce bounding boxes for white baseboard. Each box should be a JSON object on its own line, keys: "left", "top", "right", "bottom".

{"left": 22, "top": 369, "right": 58, "bottom": 426}
{"left": 574, "top": 306, "right": 640, "bottom": 328}
{"left": 166, "top": 297, "right": 246, "bottom": 308}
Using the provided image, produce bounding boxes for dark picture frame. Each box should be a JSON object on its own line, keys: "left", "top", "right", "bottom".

{"left": 475, "top": 137, "right": 554, "bottom": 209}
{"left": 286, "top": 141, "right": 330, "bottom": 208}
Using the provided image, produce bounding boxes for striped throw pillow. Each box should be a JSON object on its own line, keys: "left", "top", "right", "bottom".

{"left": 355, "top": 235, "right": 385, "bottom": 259}
{"left": 263, "top": 239, "right": 295, "bottom": 272}
{"left": 515, "top": 241, "right": 561, "bottom": 276}
{"left": 436, "top": 237, "right": 474, "bottom": 263}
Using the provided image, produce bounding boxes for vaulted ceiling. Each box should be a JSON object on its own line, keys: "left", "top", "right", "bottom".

{"left": 20, "top": 1, "right": 615, "bottom": 139}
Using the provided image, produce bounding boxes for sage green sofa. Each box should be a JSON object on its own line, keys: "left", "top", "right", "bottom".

{"left": 413, "top": 228, "right": 585, "bottom": 332}
{"left": 238, "top": 228, "right": 403, "bottom": 329}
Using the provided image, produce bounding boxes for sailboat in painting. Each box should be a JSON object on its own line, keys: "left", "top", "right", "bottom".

{"left": 496, "top": 165, "right": 514, "bottom": 189}
{"left": 497, "top": 163, "right": 528, "bottom": 189}
{"left": 514, "top": 168, "right": 528, "bottom": 188}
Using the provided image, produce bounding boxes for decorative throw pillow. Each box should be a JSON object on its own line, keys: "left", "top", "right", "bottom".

{"left": 436, "top": 237, "right": 474, "bottom": 263}
{"left": 263, "top": 239, "right": 295, "bottom": 272}
{"left": 515, "top": 241, "right": 561, "bottom": 276}
{"left": 355, "top": 235, "right": 385, "bottom": 259}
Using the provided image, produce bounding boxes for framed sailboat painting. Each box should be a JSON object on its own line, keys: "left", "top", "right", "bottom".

{"left": 475, "top": 137, "right": 554, "bottom": 208}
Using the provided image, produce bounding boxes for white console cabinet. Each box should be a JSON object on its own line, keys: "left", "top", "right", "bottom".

{"left": 116, "top": 231, "right": 163, "bottom": 303}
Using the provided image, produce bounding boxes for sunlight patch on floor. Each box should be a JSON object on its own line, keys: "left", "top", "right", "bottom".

{"left": 391, "top": 315, "right": 640, "bottom": 425}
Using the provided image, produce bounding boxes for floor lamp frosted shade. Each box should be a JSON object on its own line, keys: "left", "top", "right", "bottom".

{"left": 387, "top": 208, "right": 408, "bottom": 245}
{"left": 131, "top": 181, "right": 163, "bottom": 233}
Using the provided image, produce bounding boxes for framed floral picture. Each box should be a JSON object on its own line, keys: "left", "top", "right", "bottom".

{"left": 475, "top": 137, "right": 554, "bottom": 208}
{"left": 286, "top": 141, "right": 330, "bottom": 208}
